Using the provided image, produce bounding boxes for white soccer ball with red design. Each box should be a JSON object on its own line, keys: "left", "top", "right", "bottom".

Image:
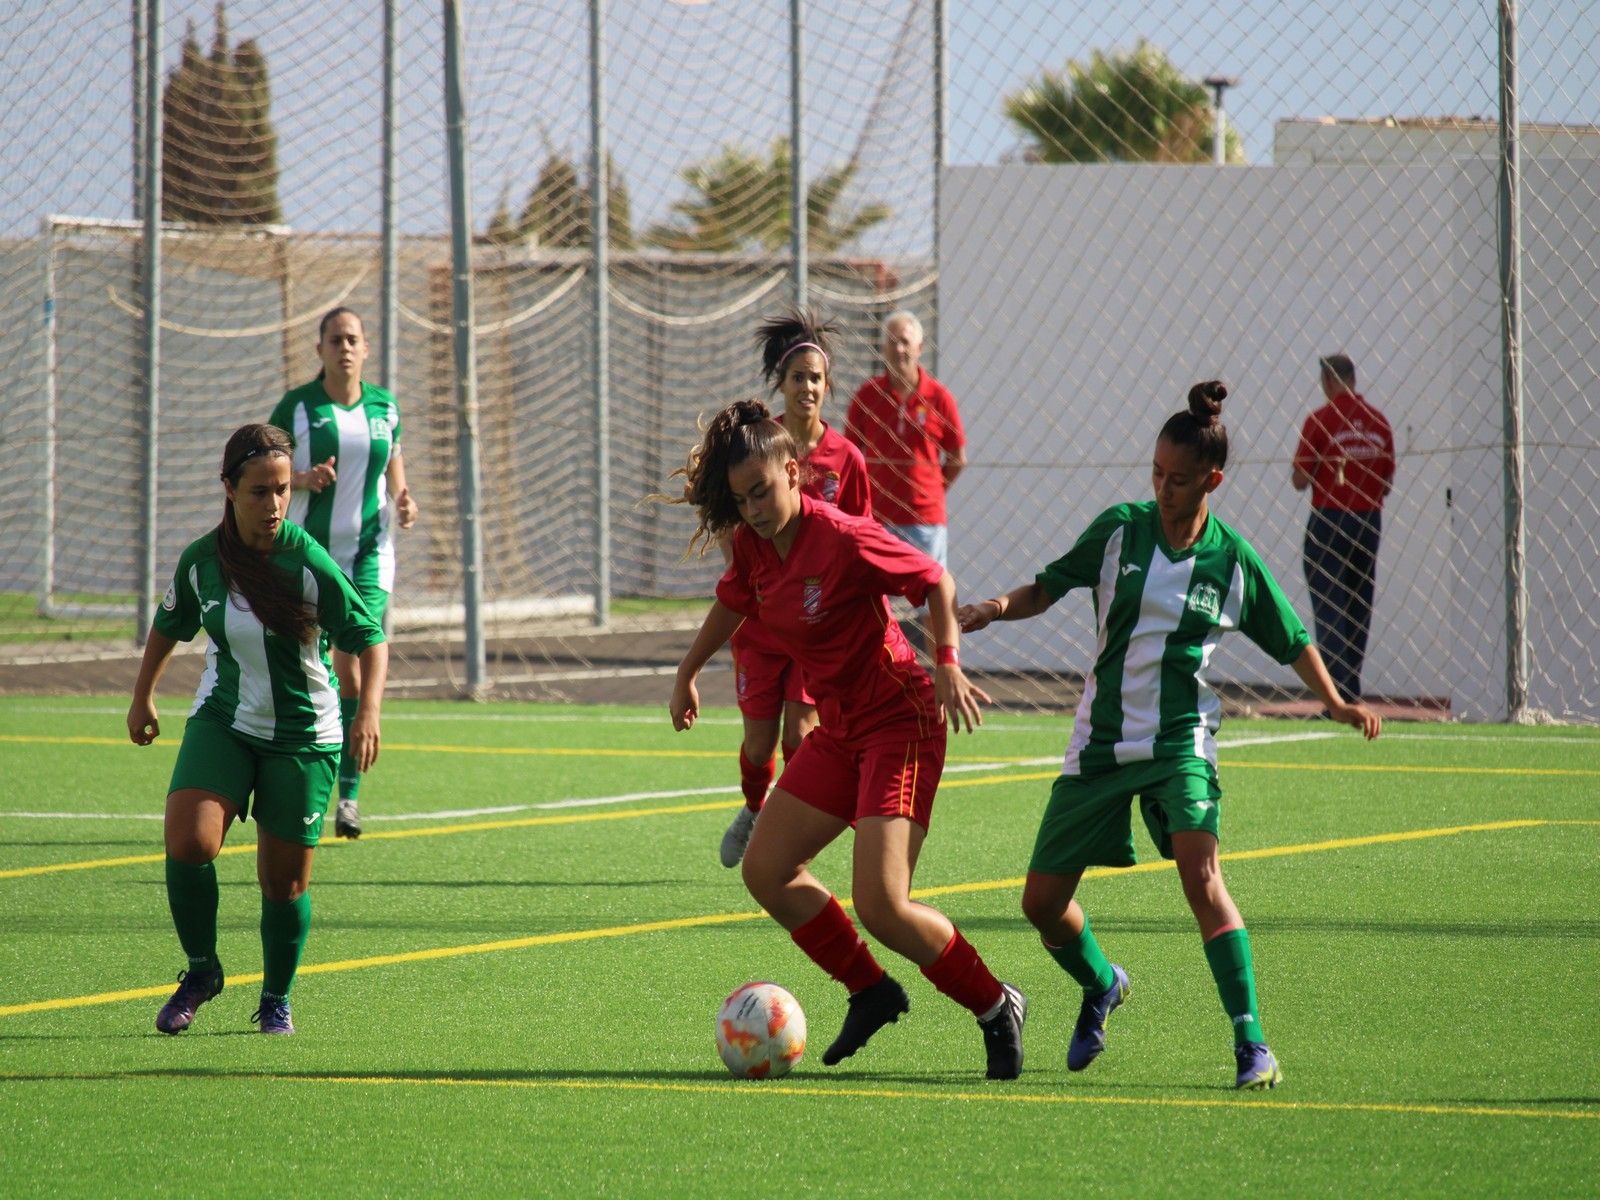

{"left": 715, "top": 982, "right": 807, "bottom": 1079}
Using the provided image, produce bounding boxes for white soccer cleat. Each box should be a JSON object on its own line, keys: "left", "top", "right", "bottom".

{"left": 719, "top": 806, "right": 759, "bottom": 868}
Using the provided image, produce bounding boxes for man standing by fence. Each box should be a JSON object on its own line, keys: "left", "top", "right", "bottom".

{"left": 845, "top": 312, "right": 968, "bottom": 565}
{"left": 1291, "top": 353, "right": 1395, "bottom": 703}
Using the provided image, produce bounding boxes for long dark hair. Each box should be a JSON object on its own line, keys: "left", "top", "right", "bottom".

{"left": 1158, "top": 380, "right": 1229, "bottom": 470}
{"left": 315, "top": 306, "right": 364, "bottom": 382}
{"left": 754, "top": 306, "right": 839, "bottom": 393}
{"left": 216, "top": 424, "right": 318, "bottom": 643}
{"left": 665, "top": 398, "right": 799, "bottom": 557}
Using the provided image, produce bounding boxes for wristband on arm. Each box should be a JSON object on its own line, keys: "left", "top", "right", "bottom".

{"left": 935, "top": 645, "right": 959, "bottom": 667}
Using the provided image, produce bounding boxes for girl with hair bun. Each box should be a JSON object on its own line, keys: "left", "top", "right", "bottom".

{"left": 665, "top": 393, "right": 1028, "bottom": 1080}
{"left": 715, "top": 308, "right": 872, "bottom": 870}
{"left": 960, "top": 380, "right": 1380, "bottom": 1091}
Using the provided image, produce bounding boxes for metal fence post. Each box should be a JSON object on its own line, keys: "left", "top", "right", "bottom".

{"left": 136, "top": 0, "right": 162, "bottom": 645}
{"left": 790, "top": 0, "right": 806, "bottom": 308}
{"left": 444, "top": 0, "right": 485, "bottom": 694}
{"left": 1498, "top": 0, "right": 1528, "bottom": 723}
{"left": 590, "top": 0, "right": 610, "bottom": 627}
{"left": 380, "top": 0, "right": 398, "bottom": 393}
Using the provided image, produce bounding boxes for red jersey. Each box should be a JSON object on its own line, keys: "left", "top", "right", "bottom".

{"left": 801, "top": 421, "right": 872, "bottom": 518}
{"left": 844, "top": 368, "right": 965, "bottom": 525}
{"left": 1293, "top": 392, "right": 1395, "bottom": 512}
{"left": 732, "top": 419, "right": 871, "bottom": 662}
{"left": 717, "top": 494, "right": 945, "bottom": 744}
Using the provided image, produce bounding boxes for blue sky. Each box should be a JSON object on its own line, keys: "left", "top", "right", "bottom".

{"left": 1, "top": 1, "right": 1594, "bottom": 247}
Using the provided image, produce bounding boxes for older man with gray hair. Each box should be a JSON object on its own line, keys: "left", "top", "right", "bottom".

{"left": 844, "top": 310, "right": 967, "bottom": 569}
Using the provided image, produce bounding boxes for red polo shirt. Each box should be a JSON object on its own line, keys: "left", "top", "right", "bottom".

{"left": 1294, "top": 392, "right": 1395, "bottom": 512}
{"left": 844, "top": 368, "right": 965, "bottom": 526}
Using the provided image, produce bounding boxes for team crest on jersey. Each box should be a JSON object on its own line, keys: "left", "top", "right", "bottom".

{"left": 161, "top": 584, "right": 176, "bottom": 612}
{"left": 801, "top": 576, "right": 824, "bottom": 624}
{"left": 369, "top": 414, "right": 393, "bottom": 441}
{"left": 821, "top": 471, "right": 840, "bottom": 503}
{"left": 1186, "top": 581, "right": 1222, "bottom": 621}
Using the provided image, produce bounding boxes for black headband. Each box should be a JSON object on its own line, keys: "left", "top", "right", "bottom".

{"left": 220, "top": 446, "right": 283, "bottom": 481}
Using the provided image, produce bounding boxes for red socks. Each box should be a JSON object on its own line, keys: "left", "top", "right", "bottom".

{"left": 791, "top": 897, "right": 886, "bottom": 995}
{"left": 921, "top": 928, "right": 1004, "bottom": 1017}
{"left": 738, "top": 747, "right": 774, "bottom": 812}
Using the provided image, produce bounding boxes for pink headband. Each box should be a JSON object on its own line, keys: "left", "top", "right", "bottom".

{"left": 777, "top": 341, "right": 829, "bottom": 370}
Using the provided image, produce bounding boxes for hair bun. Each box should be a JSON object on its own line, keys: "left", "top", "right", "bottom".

{"left": 1187, "top": 380, "right": 1227, "bottom": 423}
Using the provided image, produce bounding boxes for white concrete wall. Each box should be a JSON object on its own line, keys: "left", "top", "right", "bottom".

{"left": 937, "top": 160, "right": 1594, "bottom": 721}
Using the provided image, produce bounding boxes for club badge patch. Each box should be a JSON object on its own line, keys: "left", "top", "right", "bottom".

{"left": 161, "top": 583, "right": 176, "bottom": 612}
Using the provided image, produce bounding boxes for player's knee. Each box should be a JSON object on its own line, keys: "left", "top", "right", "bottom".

{"left": 1019, "top": 886, "right": 1058, "bottom": 932}
{"left": 849, "top": 885, "right": 904, "bottom": 942}
{"left": 164, "top": 830, "right": 219, "bottom": 864}
{"left": 259, "top": 876, "right": 307, "bottom": 904}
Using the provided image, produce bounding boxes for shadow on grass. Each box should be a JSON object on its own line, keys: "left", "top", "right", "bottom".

{"left": 2, "top": 839, "right": 154, "bottom": 848}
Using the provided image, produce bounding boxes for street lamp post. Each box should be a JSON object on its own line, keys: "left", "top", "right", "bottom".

{"left": 1204, "top": 74, "right": 1239, "bottom": 165}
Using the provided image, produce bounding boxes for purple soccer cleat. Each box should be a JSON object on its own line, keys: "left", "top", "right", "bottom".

{"left": 1067, "top": 963, "right": 1130, "bottom": 1071}
{"left": 155, "top": 966, "right": 224, "bottom": 1035}
{"left": 1234, "top": 1042, "right": 1283, "bottom": 1090}
{"left": 251, "top": 994, "right": 295, "bottom": 1036}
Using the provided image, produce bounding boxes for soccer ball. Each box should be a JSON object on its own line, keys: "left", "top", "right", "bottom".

{"left": 715, "top": 982, "right": 807, "bottom": 1079}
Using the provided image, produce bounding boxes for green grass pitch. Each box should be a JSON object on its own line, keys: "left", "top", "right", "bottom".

{"left": 1, "top": 696, "right": 1596, "bottom": 1196}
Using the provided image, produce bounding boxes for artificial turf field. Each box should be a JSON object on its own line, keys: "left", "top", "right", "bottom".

{"left": 1, "top": 695, "right": 1596, "bottom": 1197}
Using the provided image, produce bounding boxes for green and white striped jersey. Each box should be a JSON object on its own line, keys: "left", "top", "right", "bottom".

{"left": 1037, "top": 501, "right": 1310, "bottom": 775}
{"left": 269, "top": 380, "right": 402, "bottom": 593}
{"left": 153, "top": 521, "right": 385, "bottom": 746}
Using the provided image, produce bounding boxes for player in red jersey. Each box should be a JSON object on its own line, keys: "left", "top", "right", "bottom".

{"left": 718, "top": 309, "right": 873, "bottom": 870}
{"left": 667, "top": 399, "right": 1027, "bottom": 1079}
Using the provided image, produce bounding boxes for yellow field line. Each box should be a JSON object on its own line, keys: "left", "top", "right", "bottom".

{"left": 1225, "top": 760, "right": 1600, "bottom": 778}
{"left": 0, "top": 818, "right": 1559, "bottom": 1020}
{"left": 0, "top": 1070, "right": 1591, "bottom": 1123}
{"left": 0, "top": 798, "right": 744, "bottom": 881}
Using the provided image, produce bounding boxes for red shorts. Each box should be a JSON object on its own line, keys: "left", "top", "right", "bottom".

{"left": 776, "top": 725, "right": 946, "bottom": 829}
{"left": 731, "top": 630, "right": 813, "bottom": 720}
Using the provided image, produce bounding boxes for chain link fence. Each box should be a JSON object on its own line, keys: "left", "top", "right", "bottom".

{"left": 0, "top": 1, "right": 1594, "bottom": 722}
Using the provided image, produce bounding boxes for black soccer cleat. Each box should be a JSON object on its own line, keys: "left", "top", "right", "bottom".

{"left": 822, "top": 974, "right": 910, "bottom": 1066}
{"left": 979, "top": 982, "right": 1028, "bottom": 1080}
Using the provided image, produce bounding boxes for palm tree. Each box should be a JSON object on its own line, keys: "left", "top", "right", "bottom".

{"left": 644, "top": 138, "right": 890, "bottom": 254}
{"left": 1004, "top": 42, "right": 1244, "bottom": 165}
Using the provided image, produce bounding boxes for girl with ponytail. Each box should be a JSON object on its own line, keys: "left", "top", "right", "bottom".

{"left": 960, "top": 380, "right": 1381, "bottom": 1091}
{"left": 662, "top": 392, "right": 1028, "bottom": 1080}
{"left": 712, "top": 308, "right": 872, "bottom": 869}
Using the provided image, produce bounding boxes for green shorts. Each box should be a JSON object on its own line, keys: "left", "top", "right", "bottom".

{"left": 1029, "top": 757, "right": 1223, "bottom": 875}
{"left": 169, "top": 716, "right": 340, "bottom": 846}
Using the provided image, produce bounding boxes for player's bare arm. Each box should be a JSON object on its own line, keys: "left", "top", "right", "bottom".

{"left": 1292, "top": 644, "right": 1382, "bottom": 739}
{"left": 671, "top": 600, "right": 745, "bottom": 731}
{"left": 957, "top": 581, "right": 1055, "bottom": 632}
{"left": 127, "top": 629, "right": 180, "bottom": 745}
{"left": 927, "top": 573, "right": 990, "bottom": 733}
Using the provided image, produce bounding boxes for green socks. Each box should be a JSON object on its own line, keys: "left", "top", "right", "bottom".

{"left": 338, "top": 695, "right": 361, "bottom": 801}
{"left": 165, "top": 857, "right": 220, "bottom": 972}
{"left": 260, "top": 892, "right": 312, "bottom": 998}
{"left": 1044, "top": 914, "right": 1117, "bottom": 995}
{"left": 1204, "top": 927, "right": 1265, "bottom": 1045}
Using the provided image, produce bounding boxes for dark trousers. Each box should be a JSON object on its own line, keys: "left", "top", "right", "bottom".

{"left": 1303, "top": 507, "right": 1382, "bottom": 701}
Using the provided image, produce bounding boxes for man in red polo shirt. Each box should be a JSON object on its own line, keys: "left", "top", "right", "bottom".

{"left": 844, "top": 311, "right": 966, "bottom": 568}
{"left": 1291, "top": 354, "right": 1395, "bottom": 702}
